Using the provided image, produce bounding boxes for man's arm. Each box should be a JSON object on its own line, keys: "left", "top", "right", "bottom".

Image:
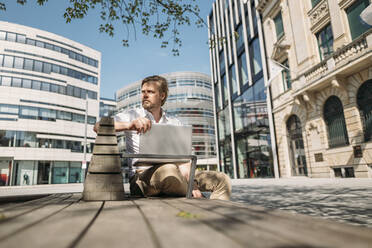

{"left": 93, "top": 117, "right": 152, "bottom": 134}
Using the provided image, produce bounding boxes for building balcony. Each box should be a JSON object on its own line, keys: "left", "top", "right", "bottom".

{"left": 292, "top": 29, "right": 372, "bottom": 96}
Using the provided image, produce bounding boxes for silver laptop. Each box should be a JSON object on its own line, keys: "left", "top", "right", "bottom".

{"left": 138, "top": 124, "right": 192, "bottom": 163}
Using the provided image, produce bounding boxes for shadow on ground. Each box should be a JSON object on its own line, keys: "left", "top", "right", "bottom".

{"left": 231, "top": 185, "right": 372, "bottom": 228}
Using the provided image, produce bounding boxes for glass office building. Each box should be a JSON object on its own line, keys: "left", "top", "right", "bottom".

{"left": 99, "top": 98, "right": 116, "bottom": 117}
{"left": 116, "top": 71, "right": 217, "bottom": 170}
{"left": 0, "top": 21, "right": 100, "bottom": 186}
{"left": 208, "top": 0, "right": 277, "bottom": 179}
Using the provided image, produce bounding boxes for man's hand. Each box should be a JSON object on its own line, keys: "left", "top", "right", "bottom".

{"left": 192, "top": 189, "right": 203, "bottom": 198}
{"left": 129, "top": 117, "right": 152, "bottom": 134}
{"left": 93, "top": 122, "right": 99, "bottom": 133}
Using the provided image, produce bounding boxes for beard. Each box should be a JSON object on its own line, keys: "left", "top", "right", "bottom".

{"left": 142, "top": 100, "right": 154, "bottom": 110}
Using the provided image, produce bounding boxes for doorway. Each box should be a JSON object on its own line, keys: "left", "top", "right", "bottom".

{"left": 287, "top": 115, "right": 308, "bottom": 176}
{"left": 37, "top": 161, "right": 50, "bottom": 184}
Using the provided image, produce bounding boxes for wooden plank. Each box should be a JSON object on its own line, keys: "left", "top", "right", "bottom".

{"left": 94, "top": 136, "right": 117, "bottom": 145}
{"left": 83, "top": 174, "right": 125, "bottom": 201}
{"left": 0, "top": 194, "right": 56, "bottom": 211}
{"left": 92, "top": 145, "right": 119, "bottom": 155}
{"left": 88, "top": 155, "right": 121, "bottom": 173}
{"left": 0, "top": 194, "right": 71, "bottom": 221}
{"left": 164, "top": 198, "right": 295, "bottom": 248}
{"left": 178, "top": 198, "right": 372, "bottom": 248}
{"left": 99, "top": 117, "right": 114, "bottom": 126}
{"left": 134, "top": 198, "right": 242, "bottom": 248}
{"left": 77, "top": 200, "right": 155, "bottom": 248}
{"left": 0, "top": 196, "right": 103, "bottom": 248}
{"left": 96, "top": 126, "right": 115, "bottom": 135}
{"left": 0, "top": 194, "right": 81, "bottom": 241}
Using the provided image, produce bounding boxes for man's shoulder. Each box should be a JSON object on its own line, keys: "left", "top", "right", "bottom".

{"left": 165, "top": 113, "right": 182, "bottom": 125}
{"left": 115, "top": 107, "right": 144, "bottom": 121}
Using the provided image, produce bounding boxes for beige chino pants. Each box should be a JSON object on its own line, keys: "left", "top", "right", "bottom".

{"left": 130, "top": 163, "right": 231, "bottom": 200}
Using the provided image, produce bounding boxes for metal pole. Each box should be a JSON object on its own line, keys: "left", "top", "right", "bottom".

{"left": 83, "top": 93, "right": 88, "bottom": 178}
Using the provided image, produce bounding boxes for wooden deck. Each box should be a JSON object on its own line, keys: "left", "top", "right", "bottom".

{"left": 0, "top": 193, "right": 371, "bottom": 248}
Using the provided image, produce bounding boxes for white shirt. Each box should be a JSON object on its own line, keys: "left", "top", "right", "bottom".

{"left": 115, "top": 107, "right": 182, "bottom": 177}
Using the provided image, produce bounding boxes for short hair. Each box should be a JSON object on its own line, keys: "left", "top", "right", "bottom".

{"left": 141, "top": 75, "right": 168, "bottom": 106}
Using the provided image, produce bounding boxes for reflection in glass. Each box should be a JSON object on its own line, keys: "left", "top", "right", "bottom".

{"left": 250, "top": 38, "right": 262, "bottom": 76}
{"left": 233, "top": 78, "right": 273, "bottom": 178}
{"left": 229, "top": 64, "right": 238, "bottom": 95}
{"left": 238, "top": 53, "right": 248, "bottom": 86}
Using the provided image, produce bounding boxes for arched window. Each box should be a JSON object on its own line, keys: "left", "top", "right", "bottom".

{"left": 357, "top": 80, "right": 372, "bottom": 141}
{"left": 324, "top": 96, "right": 349, "bottom": 148}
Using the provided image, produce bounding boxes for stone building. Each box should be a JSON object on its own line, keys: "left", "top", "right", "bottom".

{"left": 257, "top": 0, "right": 372, "bottom": 178}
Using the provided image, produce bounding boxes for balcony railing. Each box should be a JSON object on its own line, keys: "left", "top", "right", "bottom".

{"left": 302, "top": 29, "right": 372, "bottom": 85}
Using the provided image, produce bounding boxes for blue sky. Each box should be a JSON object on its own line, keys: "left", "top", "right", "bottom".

{"left": 1, "top": 1, "right": 214, "bottom": 99}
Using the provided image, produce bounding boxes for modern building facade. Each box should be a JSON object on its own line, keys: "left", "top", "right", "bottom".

{"left": 208, "top": 0, "right": 277, "bottom": 179}
{"left": 0, "top": 21, "right": 100, "bottom": 186}
{"left": 258, "top": 0, "right": 372, "bottom": 178}
{"left": 99, "top": 97, "right": 116, "bottom": 117}
{"left": 116, "top": 71, "right": 217, "bottom": 170}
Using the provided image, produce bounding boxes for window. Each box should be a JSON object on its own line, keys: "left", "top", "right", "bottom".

{"left": 22, "top": 79, "right": 32, "bottom": 89}
{"left": 12, "top": 77, "right": 22, "bottom": 87}
{"left": 0, "top": 31, "right": 5, "bottom": 40}
{"left": 43, "top": 63, "right": 52, "bottom": 74}
{"left": 311, "top": 0, "right": 322, "bottom": 8}
{"left": 52, "top": 64, "right": 60, "bottom": 73}
{"left": 72, "top": 113, "right": 85, "bottom": 123}
{"left": 346, "top": 0, "right": 371, "bottom": 40}
{"left": 282, "top": 60, "right": 291, "bottom": 90}
{"left": 41, "top": 82, "right": 50, "bottom": 92}
{"left": 39, "top": 108, "right": 56, "bottom": 121}
{"left": 14, "top": 57, "right": 24, "bottom": 69}
{"left": 67, "top": 85, "right": 74, "bottom": 96}
{"left": 1, "top": 76, "right": 11, "bottom": 86}
{"left": 222, "top": 74, "right": 228, "bottom": 105}
{"left": 58, "top": 85, "right": 66, "bottom": 95}
{"left": 274, "top": 12, "right": 284, "bottom": 40}
{"left": 0, "top": 104, "right": 18, "bottom": 114}
{"left": 16, "top": 34, "right": 26, "bottom": 44}
{"left": 316, "top": 24, "right": 334, "bottom": 60}
{"left": 250, "top": 38, "right": 263, "bottom": 77}
{"left": 20, "top": 106, "right": 38, "bottom": 119}
{"left": 238, "top": 53, "right": 248, "bottom": 86}
{"left": 36, "top": 41, "right": 44, "bottom": 48}
{"left": 26, "top": 38, "right": 36, "bottom": 46}
{"left": 229, "top": 64, "right": 238, "bottom": 96}
{"left": 220, "top": 53, "right": 225, "bottom": 73}
{"left": 58, "top": 111, "right": 72, "bottom": 121}
{"left": 236, "top": 24, "right": 244, "bottom": 49}
{"left": 23, "top": 58, "right": 33, "bottom": 70}
{"left": 324, "top": 96, "right": 349, "bottom": 148}
{"left": 32, "top": 80, "right": 41, "bottom": 90}
{"left": 33, "top": 60, "right": 43, "bottom": 72}
{"left": 6, "top": 32, "right": 16, "bottom": 42}
{"left": 357, "top": 80, "right": 372, "bottom": 141}
{"left": 50, "top": 84, "right": 59, "bottom": 93}
{"left": 3, "top": 55, "right": 14, "bottom": 68}
{"left": 45, "top": 43, "right": 53, "bottom": 50}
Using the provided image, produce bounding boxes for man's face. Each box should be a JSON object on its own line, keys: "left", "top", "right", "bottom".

{"left": 141, "top": 82, "right": 165, "bottom": 111}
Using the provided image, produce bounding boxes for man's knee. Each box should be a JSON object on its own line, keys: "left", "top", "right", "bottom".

{"left": 195, "top": 171, "right": 231, "bottom": 201}
{"left": 153, "top": 164, "right": 180, "bottom": 181}
{"left": 151, "top": 164, "right": 186, "bottom": 196}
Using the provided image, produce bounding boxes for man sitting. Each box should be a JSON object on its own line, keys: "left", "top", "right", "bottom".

{"left": 94, "top": 75, "right": 231, "bottom": 200}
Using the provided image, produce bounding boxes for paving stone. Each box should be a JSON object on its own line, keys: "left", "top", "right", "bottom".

{"left": 230, "top": 178, "right": 372, "bottom": 228}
